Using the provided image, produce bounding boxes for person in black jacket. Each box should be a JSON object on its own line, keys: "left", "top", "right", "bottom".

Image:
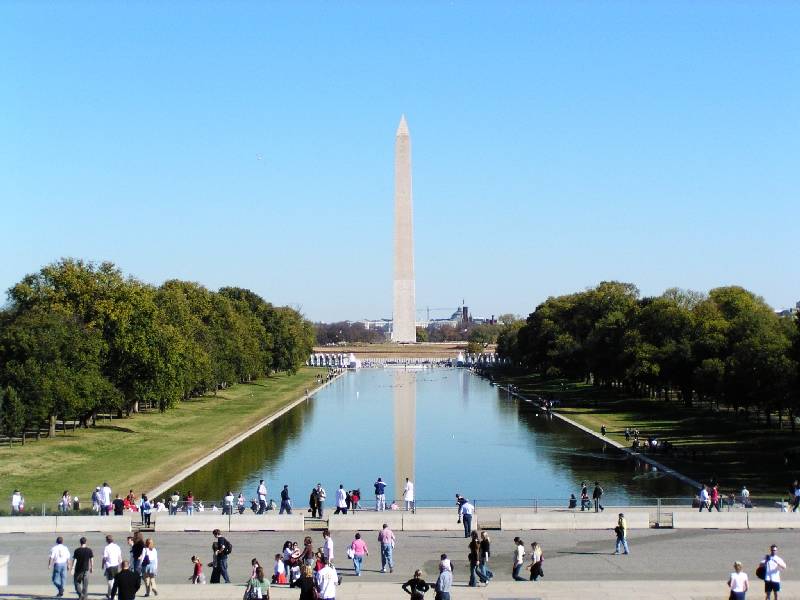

{"left": 110, "top": 561, "right": 140, "bottom": 600}
{"left": 401, "top": 569, "right": 430, "bottom": 597}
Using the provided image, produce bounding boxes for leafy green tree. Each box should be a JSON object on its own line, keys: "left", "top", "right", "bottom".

{"left": 7, "top": 259, "right": 183, "bottom": 413}
{"left": 0, "top": 386, "right": 25, "bottom": 446}
{"left": 415, "top": 327, "right": 428, "bottom": 342}
{"left": 0, "top": 309, "right": 120, "bottom": 436}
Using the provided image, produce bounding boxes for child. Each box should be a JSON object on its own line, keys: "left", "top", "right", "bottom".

{"left": 250, "top": 558, "right": 261, "bottom": 579}
{"left": 272, "top": 553, "right": 287, "bottom": 584}
{"left": 189, "top": 555, "right": 206, "bottom": 584}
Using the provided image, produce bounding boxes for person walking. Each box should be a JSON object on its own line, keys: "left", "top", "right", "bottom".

{"left": 402, "top": 569, "right": 430, "bottom": 597}
{"left": 349, "top": 532, "right": 368, "bottom": 576}
{"left": 403, "top": 478, "right": 415, "bottom": 511}
{"left": 374, "top": 477, "right": 386, "bottom": 511}
{"left": 334, "top": 485, "right": 348, "bottom": 515}
{"left": 130, "top": 532, "right": 145, "bottom": 575}
{"left": 212, "top": 528, "right": 232, "bottom": 583}
{"left": 309, "top": 487, "right": 320, "bottom": 518}
{"left": 315, "top": 556, "right": 338, "bottom": 600}
{"left": 460, "top": 498, "right": 475, "bottom": 537}
{"left": 378, "top": 523, "right": 395, "bottom": 573}
{"left": 592, "top": 481, "right": 604, "bottom": 512}
{"left": 140, "top": 495, "right": 153, "bottom": 527}
{"left": 434, "top": 560, "right": 453, "bottom": 600}
{"left": 727, "top": 561, "right": 749, "bottom": 600}
{"left": 529, "top": 541, "right": 544, "bottom": 581}
{"left": 48, "top": 536, "right": 71, "bottom": 597}
{"left": 279, "top": 485, "right": 292, "bottom": 514}
{"left": 141, "top": 539, "right": 158, "bottom": 597}
{"left": 101, "top": 482, "right": 113, "bottom": 516}
{"left": 699, "top": 485, "right": 711, "bottom": 512}
{"left": 110, "top": 561, "right": 140, "bottom": 600}
{"left": 711, "top": 484, "right": 721, "bottom": 512}
{"left": 512, "top": 537, "right": 526, "bottom": 581}
{"left": 468, "top": 531, "right": 488, "bottom": 586}
{"left": 761, "top": 544, "right": 786, "bottom": 600}
{"left": 70, "top": 536, "right": 94, "bottom": 600}
{"left": 168, "top": 491, "right": 179, "bottom": 516}
{"left": 103, "top": 535, "right": 123, "bottom": 599}
{"left": 257, "top": 480, "right": 268, "bottom": 514}
{"left": 478, "top": 531, "right": 494, "bottom": 582}
{"left": 614, "top": 513, "right": 630, "bottom": 555}
{"left": 322, "top": 528, "right": 335, "bottom": 565}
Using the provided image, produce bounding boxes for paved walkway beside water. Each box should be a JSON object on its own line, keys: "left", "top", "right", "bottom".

{"left": 3, "top": 528, "right": 798, "bottom": 598}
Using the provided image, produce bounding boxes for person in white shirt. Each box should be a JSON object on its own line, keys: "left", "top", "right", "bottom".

{"left": 334, "top": 485, "right": 348, "bottom": 515}
{"left": 48, "top": 536, "right": 71, "bottom": 597}
{"left": 102, "top": 535, "right": 123, "bottom": 598}
{"left": 142, "top": 538, "right": 159, "bottom": 597}
{"left": 223, "top": 491, "right": 234, "bottom": 515}
{"left": 322, "top": 528, "right": 335, "bottom": 565}
{"left": 101, "top": 483, "right": 112, "bottom": 516}
{"left": 727, "top": 560, "right": 748, "bottom": 600}
{"left": 11, "top": 489, "right": 22, "bottom": 514}
{"left": 257, "top": 480, "right": 268, "bottom": 514}
{"left": 315, "top": 556, "right": 338, "bottom": 599}
{"left": 741, "top": 486, "right": 752, "bottom": 508}
{"left": 512, "top": 537, "right": 526, "bottom": 581}
{"left": 460, "top": 500, "right": 475, "bottom": 537}
{"left": 698, "top": 486, "right": 711, "bottom": 512}
{"left": 403, "top": 478, "right": 414, "bottom": 511}
{"left": 761, "top": 544, "right": 787, "bottom": 600}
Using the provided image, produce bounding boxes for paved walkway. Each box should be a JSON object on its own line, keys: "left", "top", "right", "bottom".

{"left": 3, "top": 580, "right": 799, "bottom": 599}
{"left": 3, "top": 528, "right": 798, "bottom": 598}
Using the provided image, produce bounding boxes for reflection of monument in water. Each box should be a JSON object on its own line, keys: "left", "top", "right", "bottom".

{"left": 393, "top": 369, "right": 416, "bottom": 503}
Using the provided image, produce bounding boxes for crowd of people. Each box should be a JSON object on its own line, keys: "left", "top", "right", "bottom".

{"left": 42, "top": 510, "right": 790, "bottom": 600}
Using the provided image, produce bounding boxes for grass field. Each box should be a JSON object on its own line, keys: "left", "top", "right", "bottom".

{"left": 497, "top": 372, "right": 800, "bottom": 496}
{"left": 0, "top": 368, "right": 322, "bottom": 510}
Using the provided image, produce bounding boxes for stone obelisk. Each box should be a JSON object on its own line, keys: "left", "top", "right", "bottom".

{"left": 392, "top": 115, "right": 416, "bottom": 343}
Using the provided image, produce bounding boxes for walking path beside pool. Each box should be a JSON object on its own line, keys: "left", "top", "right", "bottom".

{"left": 3, "top": 528, "right": 799, "bottom": 598}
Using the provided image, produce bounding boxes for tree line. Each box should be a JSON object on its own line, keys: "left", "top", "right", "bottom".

{"left": 0, "top": 259, "right": 315, "bottom": 444}
{"left": 497, "top": 282, "right": 800, "bottom": 428}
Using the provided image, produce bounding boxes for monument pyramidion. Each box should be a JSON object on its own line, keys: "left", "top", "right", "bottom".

{"left": 392, "top": 115, "right": 416, "bottom": 343}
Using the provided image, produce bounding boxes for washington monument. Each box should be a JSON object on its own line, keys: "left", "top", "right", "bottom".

{"left": 392, "top": 115, "right": 416, "bottom": 343}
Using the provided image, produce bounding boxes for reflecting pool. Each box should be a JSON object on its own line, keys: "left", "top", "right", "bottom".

{"left": 174, "top": 368, "right": 691, "bottom": 506}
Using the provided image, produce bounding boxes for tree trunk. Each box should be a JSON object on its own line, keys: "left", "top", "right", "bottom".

{"left": 48, "top": 415, "right": 56, "bottom": 438}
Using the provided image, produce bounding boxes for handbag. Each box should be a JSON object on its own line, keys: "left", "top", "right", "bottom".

{"left": 346, "top": 547, "right": 355, "bottom": 559}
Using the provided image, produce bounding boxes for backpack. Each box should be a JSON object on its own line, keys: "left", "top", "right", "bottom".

{"left": 756, "top": 556, "right": 769, "bottom": 580}
{"left": 221, "top": 537, "right": 233, "bottom": 555}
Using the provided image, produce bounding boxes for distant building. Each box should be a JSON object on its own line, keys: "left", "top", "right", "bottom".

{"left": 776, "top": 301, "right": 800, "bottom": 318}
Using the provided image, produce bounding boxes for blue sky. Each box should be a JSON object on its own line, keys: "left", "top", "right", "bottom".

{"left": 2, "top": 1, "right": 798, "bottom": 322}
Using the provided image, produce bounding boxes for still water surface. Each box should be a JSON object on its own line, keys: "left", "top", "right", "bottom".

{"left": 175, "top": 368, "right": 690, "bottom": 506}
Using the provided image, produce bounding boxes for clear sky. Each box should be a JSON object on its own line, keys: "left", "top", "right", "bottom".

{"left": 2, "top": 1, "right": 798, "bottom": 322}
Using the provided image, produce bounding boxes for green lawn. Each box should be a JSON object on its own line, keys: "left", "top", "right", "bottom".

{"left": 0, "top": 368, "right": 322, "bottom": 510}
{"left": 497, "top": 372, "right": 800, "bottom": 496}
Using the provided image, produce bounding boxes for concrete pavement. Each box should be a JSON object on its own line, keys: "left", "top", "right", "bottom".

{"left": 2, "top": 528, "right": 799, "bottom": 598}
